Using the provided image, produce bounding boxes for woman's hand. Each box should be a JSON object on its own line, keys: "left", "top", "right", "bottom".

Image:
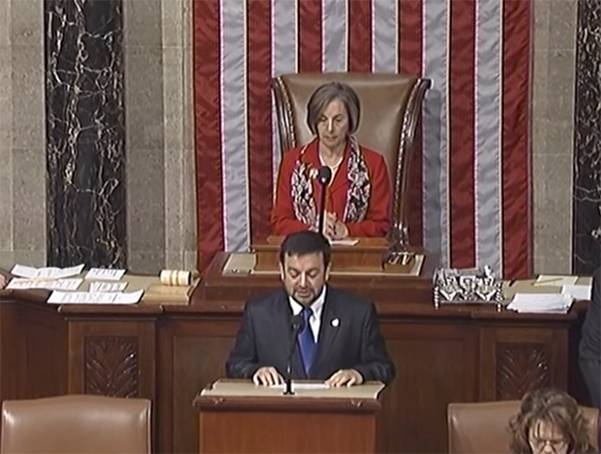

{"left": 323, "top": 212, "right": 349, "bottom": 240}
{"left": 323, "top": 212, "right": 337, "bottom": 239}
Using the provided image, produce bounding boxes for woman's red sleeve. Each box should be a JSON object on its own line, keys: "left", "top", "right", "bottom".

{"left": 271, "top": 153, "right": 311, "bottom": 235}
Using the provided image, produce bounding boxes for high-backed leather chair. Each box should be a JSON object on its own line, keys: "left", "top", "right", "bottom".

{"left": 1, "top": 395, "right": 151, "bottom": 453}
{"left": 272, "top": 73, "right": 430, "bottom": 245}
{"left": 448, "top": 400, "right": 600, "bottom": 453}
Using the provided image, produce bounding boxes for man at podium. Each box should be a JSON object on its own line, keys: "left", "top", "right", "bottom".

{"left": 226, "top": 231, "right": 394, "bottom": 386}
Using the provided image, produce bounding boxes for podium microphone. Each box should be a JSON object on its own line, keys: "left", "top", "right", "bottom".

{"left": 284, "top": 313, "right": 305, "bottom": 395}
{"left": 317, "top": 166, "right": 332, "bottom": 236}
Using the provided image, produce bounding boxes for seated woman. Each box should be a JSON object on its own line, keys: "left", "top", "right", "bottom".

{"left": 271, "top": 81, "right": 391, "bottom": 240}
{"left": 509, "top": 388, "right": 595, "bottom": 454}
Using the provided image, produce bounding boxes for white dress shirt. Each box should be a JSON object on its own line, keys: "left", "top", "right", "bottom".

{"left": 288, "top": 285, "right": 326, "bottom": 341}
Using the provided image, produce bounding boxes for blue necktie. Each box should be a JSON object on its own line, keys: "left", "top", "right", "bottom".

{"left": 298, "top": 307, "right": 317, "bottom": 376}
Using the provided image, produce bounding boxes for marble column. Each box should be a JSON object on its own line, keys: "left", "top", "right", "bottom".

{"left": 573, "top": 0, "right": 601, "bottom": 273}
{"left": 45, "top": 0, "right": 126, "bottom": 267}
{"left": 531, "top": 0, "right": 578, "bottom": 274}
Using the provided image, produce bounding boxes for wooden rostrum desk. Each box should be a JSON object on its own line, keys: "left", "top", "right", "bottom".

{"left": 195, "top": 379, "right": 385, "bottom": 453}
{"left": 0, "top": 255, "right": 585, "bottom": 453}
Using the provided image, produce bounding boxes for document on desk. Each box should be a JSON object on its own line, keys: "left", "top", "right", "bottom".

{"left": 47, "top": 290, "right": 143, "bottom": 304}
{"left": 11, "top": 264, "right": 84, "bottom": 279}
{"left": 270, "top": 382, "right": 330, "bottom": 391}
{"left": 561, "top": 284, "right": 592, "bottom": 300}
{"left": 6, "top": 278, "right": 83, "bottom": 291}
{"left": 507, "top": 293, "right": 573, "bottom": 313}
{"left": 85, "top": 268, "right": 126, "bottom": 281}
{"left": 203, "top": 379, "right": 385, "bottom": 399}
{"left": 533, "top": 275, "right": 578, "bottom": 287}
{"left": 89, "top": 281, "right": 128, "bottom": 292}
{"left": 330, "top": 239, "right": 359, "bottom": 246}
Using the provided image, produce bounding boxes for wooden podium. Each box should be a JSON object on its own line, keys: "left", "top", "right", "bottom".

{"left": 252, "top": 236, "right": 424, "bottom": 275}
{"left": 194, "top": 379, "right": 385, "bottom": 453}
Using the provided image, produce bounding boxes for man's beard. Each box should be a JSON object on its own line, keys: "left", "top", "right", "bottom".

{"left": 292, "top": 287, "right": 318, "bottom": 305}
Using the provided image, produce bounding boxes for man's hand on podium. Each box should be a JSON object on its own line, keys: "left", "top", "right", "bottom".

{"left": 0, "top": 274, "right": 6, "bottom": 290}
{"left": 252, "top": 367, "right": 284, "bottom": 386}
{"left": 251, "top": 366, "right": 364, "bottom": 387}
{"left": 325, "top": 369, "right": 364, "bottom": 387}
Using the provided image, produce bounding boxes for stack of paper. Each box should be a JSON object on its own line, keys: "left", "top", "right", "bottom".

{"left": 8, "top": 264, "right": 143, "bottom": 305}
{"left": 561, "top": 284, "right": 592, "bottom": 301}
{"left": 507, "top": 293, "right": 574, "bottom": 314}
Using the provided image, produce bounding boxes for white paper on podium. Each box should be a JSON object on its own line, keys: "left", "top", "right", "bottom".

{"left": 11, "top": 264, "right": 84, "bottom": 279}
{"left": 270, "top": 382, "right": 330, "bottom": 391}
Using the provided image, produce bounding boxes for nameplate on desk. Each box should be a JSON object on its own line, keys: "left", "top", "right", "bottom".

{"left": 85, "top": 268, "right": 126, "bottom": 281}
{"left": 223, "top": 253, "right": 256, "bottom": 275}
{"left": 11, "top": 263, "right": 84, "bottom": 280}
{"left": 89, "top": 281, "right": 128, "bottom": 292}
{"left": 47, "top": 290, "right": 143, "bottom": 305}
{"left": 7, "top": 278, "right": 83, "bottom": 291}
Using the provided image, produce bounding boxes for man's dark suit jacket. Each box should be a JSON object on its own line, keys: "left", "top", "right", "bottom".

{"left": 226, "top": 286, "right": 395, "bottom": 384}
{"left": 579, "top": 268, "right": 600, "bottom": 407}
{"left": 580, "top": 268, "right": 600, "bottom": 361}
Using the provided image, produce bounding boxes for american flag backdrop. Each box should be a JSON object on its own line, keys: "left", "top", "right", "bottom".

{"left": 193, "top": 0, "right": 532, "bottom": 279}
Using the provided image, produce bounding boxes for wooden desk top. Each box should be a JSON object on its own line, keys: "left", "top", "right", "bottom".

{"left": 0, "top": 254, "right": 584, "bottom": 324}
{"left": 195, "top": 252, "right": 436, "bottom": 304}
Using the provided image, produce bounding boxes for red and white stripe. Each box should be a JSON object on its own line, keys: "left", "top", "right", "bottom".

{"left": 193, "top": 0, "right": 532, "bottom": 278}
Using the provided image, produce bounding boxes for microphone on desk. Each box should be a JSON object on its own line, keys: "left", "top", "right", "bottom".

{"left": 317, "top": 166, "right": 332, "bottom": 236}
{"left": 284, "top": 313, "right": 305, "bottom": 395}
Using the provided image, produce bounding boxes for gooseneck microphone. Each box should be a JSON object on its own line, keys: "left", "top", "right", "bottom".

{"left": 284, "top": 313, "right": 305, "bottom": 395}
{"left": 317, "top": 166, "right": 332, "bottom": 236}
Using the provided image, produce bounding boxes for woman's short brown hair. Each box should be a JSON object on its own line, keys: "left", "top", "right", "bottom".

{"left": 306, "top": 82, "right": 361, "bottom": 135}
{"left": 508, "top": 388, "right": 594, "bottom": 453}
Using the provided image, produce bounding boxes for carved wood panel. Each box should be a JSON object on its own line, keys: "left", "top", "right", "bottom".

{"left": 496, "top": 343, "right": 550, "bottom": 400}
{"left": 84, "top": 336, "right": 138, "bottom": 397}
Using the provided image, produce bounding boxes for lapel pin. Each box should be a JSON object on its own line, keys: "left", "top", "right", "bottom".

{"left": 331, "top": 318, "right": 340, "bottom": 327}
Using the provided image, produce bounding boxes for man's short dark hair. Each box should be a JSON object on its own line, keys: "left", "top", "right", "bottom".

{"left": 279, "top": 231, "right": 331, "bottom": 267}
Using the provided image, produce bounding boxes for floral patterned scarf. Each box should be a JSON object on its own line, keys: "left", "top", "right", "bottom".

{"left": 290, "top": 136, "right": 370, "bottom": 228}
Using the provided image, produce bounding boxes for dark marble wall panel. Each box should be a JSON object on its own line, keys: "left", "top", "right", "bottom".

{"left": 45, "top": 0, "right": 126, "bottom": 267}
{"left": 573, "top": 0, "right": 601, "bottom": 274}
